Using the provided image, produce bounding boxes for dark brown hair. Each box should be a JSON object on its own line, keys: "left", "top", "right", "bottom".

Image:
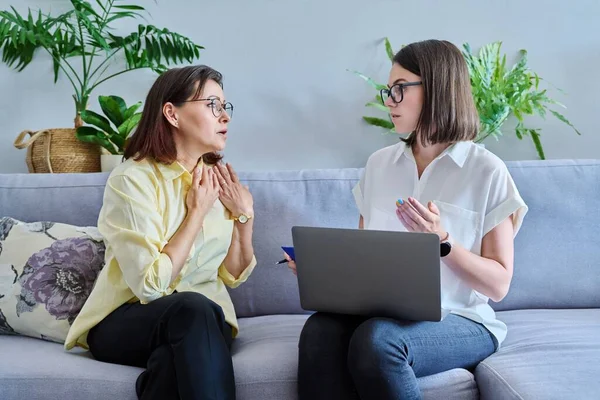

{"left": 393, "top": 39, "right": 479, "bottom": 148}
{"left": 124, "top": 65, "right": 224, "bottom": 165}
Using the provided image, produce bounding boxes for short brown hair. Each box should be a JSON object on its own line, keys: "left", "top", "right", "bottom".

{"left": 393, "top": 39, "right": 479, "bottom": 147}
{"left": 124, "top": 65, "right": 224, "bottom": 165}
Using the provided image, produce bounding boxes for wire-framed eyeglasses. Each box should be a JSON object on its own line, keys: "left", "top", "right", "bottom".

{"left": 380, "top": 81, "right": 422, "bottom": 104}
{"left": 183, "top": 97, "right": 234, "bottom": 119}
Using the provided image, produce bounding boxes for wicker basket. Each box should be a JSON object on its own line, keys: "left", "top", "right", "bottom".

{"left": 14, "top": 128, "right": 100, "bottom": 173}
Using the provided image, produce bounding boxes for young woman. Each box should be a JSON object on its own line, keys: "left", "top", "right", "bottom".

{"left": 65, "top": 65, "right": 256, "bottom": 400}
{"left": 287, "top": 39, "right": 528, "bottom": 400}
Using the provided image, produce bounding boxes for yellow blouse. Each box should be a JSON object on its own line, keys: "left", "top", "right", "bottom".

{"left": 64, "top": 157, "right": 256, "bottom": 350}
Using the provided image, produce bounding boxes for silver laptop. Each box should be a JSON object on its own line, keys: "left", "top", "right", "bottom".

{"left": 291, "top": 226, "right": 442, "bottom": 322}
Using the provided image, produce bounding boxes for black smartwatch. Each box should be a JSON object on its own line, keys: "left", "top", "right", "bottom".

{"left": 440, "top": 241, "right": 452, "bottom": 257}
{"left": 440, "top": 232, "right": 453, "bottom": 257}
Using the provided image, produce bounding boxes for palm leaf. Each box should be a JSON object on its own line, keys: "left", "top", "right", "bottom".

{"left": 114, "top": 5, "right": 146, "bottom": 11}
{"left": 347, "top": 69, "right": 387, "bottom": 91}
{"left": 384, "top": 37, "right": 394, "bottom": 62}
{"left": 365, "top": 101, "right": 389, "bottom": 113}
{"left": 529, "top": 130, "right": 545, "bottom": 160}
{"left": 0, "top": 8, "right": 54, "bottom": 70}
{"left": 363, "top": 116, "right": 394, "bottom": 130}
{"left": 0, "top": 0, "right": 204, "bottom": 127}
{"left": 550, "top": 110, "right": 581, "bottom": 135}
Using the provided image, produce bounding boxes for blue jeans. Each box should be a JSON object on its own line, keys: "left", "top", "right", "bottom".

{"left": 298, "top": 312, "right": 497, "bottom": 400}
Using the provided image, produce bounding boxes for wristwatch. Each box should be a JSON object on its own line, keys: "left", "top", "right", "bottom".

{"left": 233, "top": 213, "right": 253, "bottom": 224}
{"left": 440, "top": 232, "right": 453, "bottom": 258}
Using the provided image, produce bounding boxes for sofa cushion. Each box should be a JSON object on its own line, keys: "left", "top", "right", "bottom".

{"left": 2, "top": 160, "right": 599, "bottom": 318}
{"left": 0, "top": 314, "right": 478, "bottom": 400}
{"left": 0, "top": 218, "right": 105, "bottom": 343}
{"left": 234, "top": 314, "right": 478, "bottom": 400}
{"left": 0, "top": 173, "right": 109, "bottom": 227}
{"left": 0, "top": 335, "right": 139, "bottom": 400}
{"left": 492, "top": 160, "right": 600, "bottom": 311}
{"left": 227, "top": 169, "right": 364, "bottom": 318}
{"left": 476, "top": 309, "right": 600, "bottom": 400}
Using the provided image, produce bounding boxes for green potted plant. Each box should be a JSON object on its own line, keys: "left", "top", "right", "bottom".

{"left": 351, "top": 38, "right": 580, "bottom": 160}
{"left": 77, "top": 94, "right": 142, "bottom": 172}
{"left": 1, "top": 0, "right": 203, "bottom": 173}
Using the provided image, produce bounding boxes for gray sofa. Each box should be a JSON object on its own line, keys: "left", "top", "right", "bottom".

{"left": 1, "top": 159, "right": 599, "bottom": 400}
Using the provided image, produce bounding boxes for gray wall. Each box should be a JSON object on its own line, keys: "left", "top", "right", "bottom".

{"left": 0, "top": 0, "right": 598, "bottom": 173}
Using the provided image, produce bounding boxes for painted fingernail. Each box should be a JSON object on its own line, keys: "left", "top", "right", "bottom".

{"left": 396, "top": 198, "right": 404, "bottom": 206}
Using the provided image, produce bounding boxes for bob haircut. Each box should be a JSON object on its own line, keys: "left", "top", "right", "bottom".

{"left": 124, "top": 65, "right": 224, "bottom": 165}
{"left": 393, "top": 39, "right": 479, "bottom": 147}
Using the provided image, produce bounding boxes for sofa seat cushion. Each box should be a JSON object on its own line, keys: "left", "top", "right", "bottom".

{"left": 0, "top": 335, "right": 139, "bottom": 400}
{"left": 476, "top": 309, "right": 600, "bottom": 400}
{"left": 0, "top": 314, "right": 478, "bottom": 400}
{"left": 234, "top": 314, "right": 478, "bottom": 400}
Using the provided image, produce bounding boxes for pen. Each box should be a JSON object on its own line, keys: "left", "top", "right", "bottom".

{"left": 275, "top": 259, "right": 288, "bottom": 265}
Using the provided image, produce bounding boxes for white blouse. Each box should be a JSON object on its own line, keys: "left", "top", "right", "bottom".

{"left": 352, "top": 140, "right": 528, "bottom": 346}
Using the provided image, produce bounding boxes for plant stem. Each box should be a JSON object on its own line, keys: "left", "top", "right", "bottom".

{"left": 90, "top": 66, "right": 145, "bottom": 92}
{"left": 40, "top": 47, "right": 81, "bottom": 99}
{"left": 39, "top": 40, "right": 83, "bottom": 88}
{"left": 89, "top": 48, "right": 120, "bottom": 80}
{"left": 476, "top": 132, "right": 493, "bottom": 143}
{"left": 77, "top": 18, "right": 87, "bottom": 83}
{"left": 86, "top": 0, "right": 113, "bottom": 82}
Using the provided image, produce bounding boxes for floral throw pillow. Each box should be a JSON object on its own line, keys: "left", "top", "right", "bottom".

{"left": 0, "top": 217, "right": 105, "bottom": 343}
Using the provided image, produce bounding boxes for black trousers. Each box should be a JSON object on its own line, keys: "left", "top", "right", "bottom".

{"left": 87, "top": 291, "right": 235, "bottom": 400}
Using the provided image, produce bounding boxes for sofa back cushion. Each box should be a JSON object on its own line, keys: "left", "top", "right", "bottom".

{"left": 491, "top": 160, "right": 600, "bottom": 311}
{"left": 1, "top": 159, "right": 599, "bottom": 318}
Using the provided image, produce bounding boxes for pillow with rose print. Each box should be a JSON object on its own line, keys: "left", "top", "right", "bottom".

{"left": 0, "top": 217, "right": 105, "bottom": 343}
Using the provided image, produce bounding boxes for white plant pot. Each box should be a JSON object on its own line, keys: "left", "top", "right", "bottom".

{"left": 100, "top": 154, "right": 124, "bottom": 172}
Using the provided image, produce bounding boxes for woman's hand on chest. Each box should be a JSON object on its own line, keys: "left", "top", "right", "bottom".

{"left": 395, "top": 197, "right": 446, "bottom": 241}
{"left": 213, "top": 163, "right": 254, "bottom": 218}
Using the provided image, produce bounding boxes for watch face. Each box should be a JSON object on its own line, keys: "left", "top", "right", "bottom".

{"left": 440, "top": 242, "right": 451, "bottom": 257}
{"left": 238, "top": 215, "right": 248, "bottom": 224}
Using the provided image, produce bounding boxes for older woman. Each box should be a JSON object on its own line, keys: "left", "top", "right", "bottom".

{"left": 65, "top": 65, "right": 256, "bottom": 400}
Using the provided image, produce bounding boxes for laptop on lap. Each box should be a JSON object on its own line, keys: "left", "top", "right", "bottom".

{"left": 291, "top": 226, "right": 442, "bottom": 322}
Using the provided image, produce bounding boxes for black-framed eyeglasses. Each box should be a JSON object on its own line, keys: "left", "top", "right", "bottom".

{"left": 380, "top": 81, "right": 422, "bottom": 104}
{"left": 183, "top": 97, "right": 234, "bottom": 119}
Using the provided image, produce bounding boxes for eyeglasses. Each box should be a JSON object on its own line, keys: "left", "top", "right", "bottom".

{"left": 183, "top": 98, "right": 234, "bottom": 119}
{"left": 380, "top": 81, "right": 422, "bottom": 104}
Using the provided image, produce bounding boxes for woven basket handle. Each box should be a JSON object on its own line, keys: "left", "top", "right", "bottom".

{"left": 13, "top": 129, "right": 54, "bottom": 173}
{"left": 14, "top": 129, "right": 50, "bottom": 149}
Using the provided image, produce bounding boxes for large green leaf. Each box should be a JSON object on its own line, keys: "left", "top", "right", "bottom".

{"left": 76, "top": 126, "right": 118, "bottom": 154}
{"left": 99, "top": 95, "right": 127, "bottom": 127}
{"left": 123, "top": 101, "right": 142, "bottom": 121}
{"left": 108, "top": 132, "right": 126, "bottom": 150}
{"left": 80, "top": 109, "right": 118, "bottom": 135}
{"left": 118, "top": 112, "right": 142, "bottom": 137}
